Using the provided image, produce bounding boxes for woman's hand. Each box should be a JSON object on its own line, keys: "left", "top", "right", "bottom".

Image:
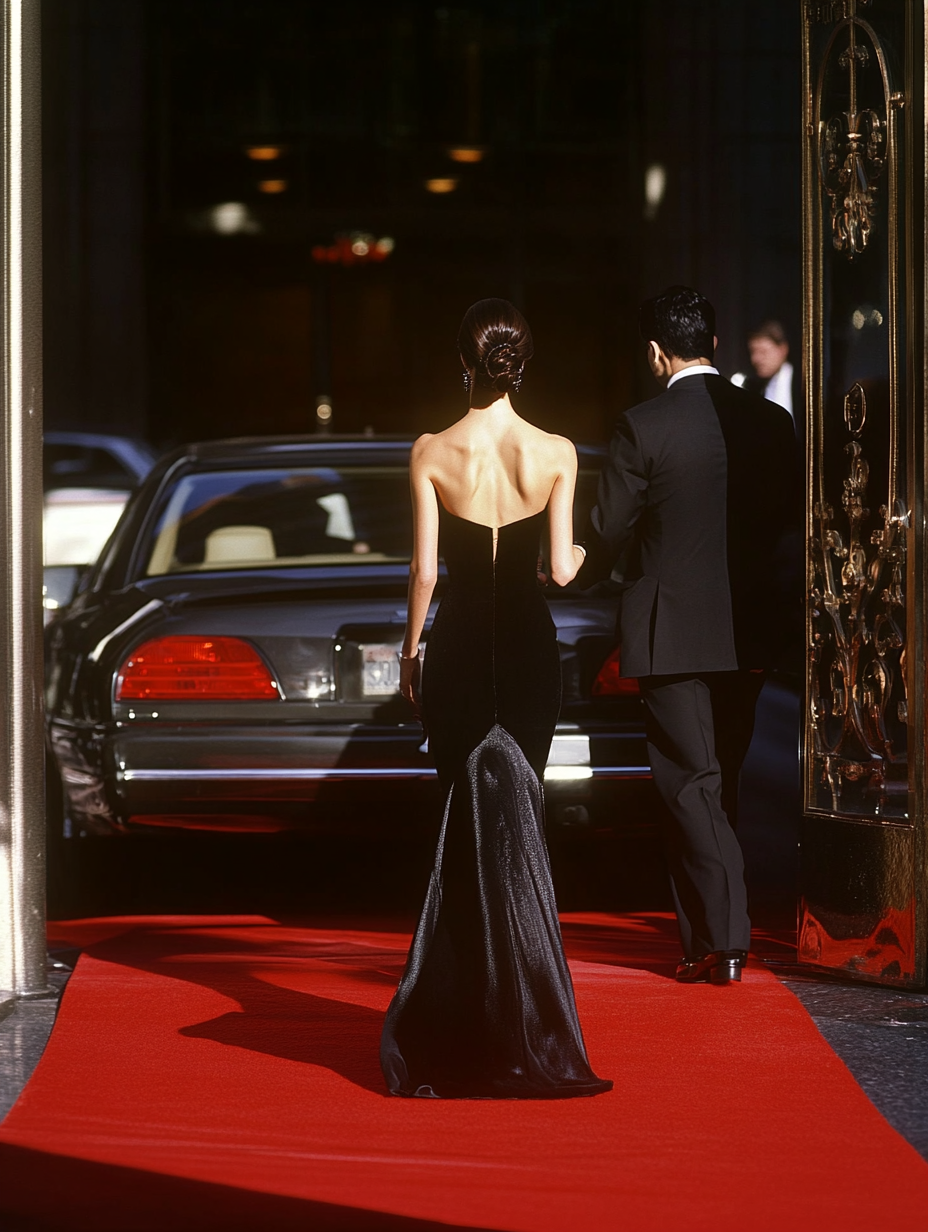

{"left": 399, "top": 653, "right": 421, "bottom": 716}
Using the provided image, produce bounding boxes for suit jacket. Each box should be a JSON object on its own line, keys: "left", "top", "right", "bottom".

{"left": 744, "top": 366, "right": 804, "bottom": 446}
{"left": 581, "top": 373, "right": 801, "bottom": 677}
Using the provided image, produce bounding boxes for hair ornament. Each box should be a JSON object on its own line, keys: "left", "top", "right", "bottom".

{"left": 484, "top": 342, "right": 515, "bottom": 374}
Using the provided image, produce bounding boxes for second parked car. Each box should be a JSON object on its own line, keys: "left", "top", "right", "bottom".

{"left": 43, "top": 431, "right": 159, "bottom": 618}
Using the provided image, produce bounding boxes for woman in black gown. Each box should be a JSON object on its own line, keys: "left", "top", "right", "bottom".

{"left": 380, "top": 299, "right": 612, "bottom": 1100}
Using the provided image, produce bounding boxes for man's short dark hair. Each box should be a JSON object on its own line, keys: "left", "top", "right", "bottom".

{"left": 748, "top": 319, "right": 788, "bottom": 347}
{"left": 638, "top": 286, "right": 716, "bottom": 360}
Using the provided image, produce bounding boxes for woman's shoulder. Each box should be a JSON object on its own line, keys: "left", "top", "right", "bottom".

{"left": 410, "top": 426, "right": 461, "bottom": 461}
{"left": 410, "top": 428, "right": 472, "bottom": 480}
{"left": 409, "top": 431, "right": 441, "bottom": 462}
{"left": 520, "top": 423, "right": 576, "bottom": 468}
{"left": 547, "top": 430, "right": 577, "bottom": 457}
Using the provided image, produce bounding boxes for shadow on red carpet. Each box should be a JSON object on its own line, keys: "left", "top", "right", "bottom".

{"left": 0, "top": 1141, "right": 499, "bottom": 1232}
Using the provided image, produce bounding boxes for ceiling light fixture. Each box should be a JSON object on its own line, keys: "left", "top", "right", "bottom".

{"left": 425, "top": 178, "right": 458, "bottom": 194}
{"left": 448, "top": 147, "right": 484, "bottom": 164}
{"left": 209, "top": 202, "right": 257, "bottom": 235}
{"left": 643, "top": 163, "right": 667, "bottom": 220}
{"left": 257, "top": 179, "right": 288, "bottom": 194}
{"left": 246, "top": 146, "right": 284, "bottom": 161}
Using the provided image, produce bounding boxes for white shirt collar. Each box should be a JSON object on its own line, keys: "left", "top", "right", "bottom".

{"left": 667, "top": 365, "right": 719, "bottom": 389}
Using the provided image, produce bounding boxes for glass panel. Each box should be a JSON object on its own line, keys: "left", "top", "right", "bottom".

{"left": 145, "top": 467, "right": 413, "bottom": 574}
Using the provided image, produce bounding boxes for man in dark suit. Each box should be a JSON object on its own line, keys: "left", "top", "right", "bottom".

{"left": 581, "top": 286, "right": 800, "bottom": 985}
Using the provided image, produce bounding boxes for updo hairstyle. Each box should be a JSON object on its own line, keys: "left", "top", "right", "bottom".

{"left": 457, "top": 298, "right": 534, "bottom": 394}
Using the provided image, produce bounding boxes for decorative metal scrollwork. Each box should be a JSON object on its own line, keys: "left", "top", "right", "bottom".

{"left": 819, "top": 20, "right": 885, "bottom": 259}
{"left": 806, "top": 0, "right": 872, "bottom": 24}
{"left": 821, "top": 109, "right": 884, "bottom": 255}
{"left": 843, "top": 381, "right": 867, "bottom": 435}
{"left": 809, "top": 385, "right": 908, "bottom": 814}
{"left": 838, "top": 40, "right": 869, "bottom": 70}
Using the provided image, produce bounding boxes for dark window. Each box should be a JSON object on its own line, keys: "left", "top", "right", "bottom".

{"left": 44, "top": 445, "right": 136, "bottom": 492}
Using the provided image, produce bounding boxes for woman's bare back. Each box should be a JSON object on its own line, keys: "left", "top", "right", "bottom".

{"left": 401, "top": 399, "right": 582, "bottom": 666}
{"left": 416, "top": 409, "right": 573, "bottom": 530}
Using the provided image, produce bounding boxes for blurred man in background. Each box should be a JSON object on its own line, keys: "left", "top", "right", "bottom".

{"left": 734, "top": 320, "right": 801, "bottom": 439}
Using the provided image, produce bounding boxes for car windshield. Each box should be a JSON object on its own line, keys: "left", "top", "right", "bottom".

{"left": 143, "top": 463, "right": 602, "bottom": 577}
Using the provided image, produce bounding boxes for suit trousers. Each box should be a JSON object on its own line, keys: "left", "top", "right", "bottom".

{"left": 638, "top": 670, "right": 765, "bottom": 958}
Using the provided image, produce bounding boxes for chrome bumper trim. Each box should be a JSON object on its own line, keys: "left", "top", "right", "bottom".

{"left": 119, "top": 766, "right": 651, "bottom": 782}
{"left": 121, "top": 767, "right": 437, "bottom": 781}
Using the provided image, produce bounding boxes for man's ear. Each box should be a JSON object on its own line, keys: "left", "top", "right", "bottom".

{"left": 713, "top": 336, "right": 718, "bottom": 353}
{"left": 647, "top": 340, "right": 662, "bottom": 369}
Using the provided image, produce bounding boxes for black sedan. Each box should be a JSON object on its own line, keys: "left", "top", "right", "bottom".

{"left": 45, "top": 436, "right": 652, "bottom": 843}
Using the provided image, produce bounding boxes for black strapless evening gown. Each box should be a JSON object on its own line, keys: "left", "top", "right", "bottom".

{"left": 380, "top": 504, "right": 612, "bottom": 1099}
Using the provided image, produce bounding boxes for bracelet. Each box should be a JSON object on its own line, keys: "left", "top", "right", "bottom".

{"left": 396, "top": 650, "right": 420, "bottom": 662}
{"left": 573, "top": 543, "right": 587, "bottom": 559}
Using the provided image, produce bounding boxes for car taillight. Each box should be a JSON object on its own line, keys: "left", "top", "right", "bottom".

{"left": 116, "top": 636, "right": 280, "bottom": 701}
{"left": 591, "top": 647, "right": 640, "bottom": 696}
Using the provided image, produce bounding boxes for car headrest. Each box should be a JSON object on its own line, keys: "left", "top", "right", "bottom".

{"left": 203, "top": 525, "right": 276, "bottom": 564}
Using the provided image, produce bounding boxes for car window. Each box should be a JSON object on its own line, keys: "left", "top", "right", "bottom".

{"left": 144, "top": 467, "right": 413, "bottom": 575}
{"left": 142, "top": 463, "right": 604, "bottom": 578}
{"left": 44, "top": 444, "right": 136, "bottom": 492}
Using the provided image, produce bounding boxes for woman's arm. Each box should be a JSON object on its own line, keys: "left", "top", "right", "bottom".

{"left": 547, "top": 439, "right": 585, "bottom": 588}
{"left": 400, "top": 436, "right": 440, "bottom": 708}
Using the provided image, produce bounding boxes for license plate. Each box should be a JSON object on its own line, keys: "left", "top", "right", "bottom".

{"left": 359, "top": 643, "right": 401, "bottom": 696}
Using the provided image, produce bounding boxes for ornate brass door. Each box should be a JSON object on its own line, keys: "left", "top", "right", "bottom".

{"left": 800, "top": 0, "right": 926, "bottom": 986}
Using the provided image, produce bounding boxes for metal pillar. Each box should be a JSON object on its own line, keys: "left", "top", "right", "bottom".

{"left": 0, "top": 0, "right": 46, "bottom": 997}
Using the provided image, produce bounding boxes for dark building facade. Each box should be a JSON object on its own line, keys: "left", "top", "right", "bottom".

{"left": 42, "top": 1, "right": 801, "bottom": 448}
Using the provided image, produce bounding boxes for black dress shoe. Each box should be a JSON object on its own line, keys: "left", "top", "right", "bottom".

{"left": 675, "top": 950, "right": 747, "bottom": 985}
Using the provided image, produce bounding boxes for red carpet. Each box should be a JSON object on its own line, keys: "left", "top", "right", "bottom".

{"left": 0, "top": 913, "right": 926, "bottom": 1231}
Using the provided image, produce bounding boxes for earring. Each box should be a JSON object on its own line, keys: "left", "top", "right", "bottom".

{"left": 512, "top": 368, "right": 524, "bottom": 393}
{"left": 462, "top": 370, "right": 472, "bottom": 395}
